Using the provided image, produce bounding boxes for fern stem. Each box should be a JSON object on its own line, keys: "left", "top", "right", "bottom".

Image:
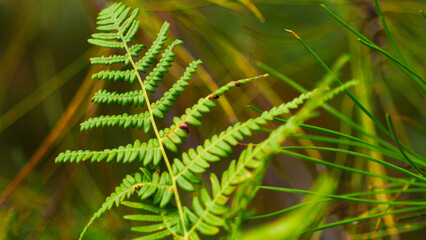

{"left": 101, "top": 6, "right": 187, "bottom": 236}
{"left": 121, "top": 38, "right": 188, "bottom": 240}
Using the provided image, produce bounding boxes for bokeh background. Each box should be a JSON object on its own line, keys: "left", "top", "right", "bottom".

{"left": 0, "top": 0, "right": 425, "bottom": 239}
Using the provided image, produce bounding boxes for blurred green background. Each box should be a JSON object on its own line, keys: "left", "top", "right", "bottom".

{"left": 0, "top": 0, "right": 425, "bottom": 239}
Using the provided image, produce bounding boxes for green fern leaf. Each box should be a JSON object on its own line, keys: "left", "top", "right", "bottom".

{"left": 92, "top": 69, "right": 138, "bottom": 84}
{"left": 80, "top": 112, "right": 151, "bottom": 132}
{"left": 91, "top": 89, "right": 146, "bottom": 107}
{"left": 55, "top": 139, "right": 162, "bottom": 165}
{"left": 135, "top": 22, "right": 170, "bottom": 72}
{"left": 90, "top": 44, "right": 145, "bottom": 65}
{"left": 151, "top": 59, "right": 203, "bottom": 119}
{"left": 143, "top": 39, "right": 183, "bottom": 93}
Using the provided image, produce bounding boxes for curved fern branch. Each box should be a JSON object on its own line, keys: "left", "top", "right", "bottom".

{"left": 79, "top": 170, "right": 173, "bottom": 239}
{"left": 184, "top": 80, "right": 358, "bottom": 238}
{"left": 172, "top": 89, "right": 316, "bottom": 192}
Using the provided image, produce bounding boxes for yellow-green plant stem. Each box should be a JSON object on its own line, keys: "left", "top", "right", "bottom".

{"left": 100, "top": 6, "right": 189, "bottom": 237}
{"left": 122, "top": 42, "right": 188, "bottom": 239}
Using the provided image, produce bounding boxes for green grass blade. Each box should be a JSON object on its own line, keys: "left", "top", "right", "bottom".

{"left": 373, "top": 0, "right": 406, "bottom": 64}
{"left": 280, "top": 150, "right": 426, "bottom": 188}
{"left": 304, "top": 206, "right": 426, "bottom": 232}
{"left": 358, "top": 38, "right": 425, "bottom": 90}
{"left": 386, "top": 114, "right": 426, "bottom": 177}
{"left": 285, "top": 28, "right": 390, "bottom": 135}
{"left": 256, "top": 61, "right": 399, "bottom": 151}
{"left": 282, "top": 146, "right": 426, "bottom": 182}
{"left": 259, "top": 185, "right": 426, "bottom": 206}
{"left": 322, "top": 4, "right": 426, "bottom": 93}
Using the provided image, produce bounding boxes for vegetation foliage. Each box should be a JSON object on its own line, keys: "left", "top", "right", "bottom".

{"left": 0, "top": 0, "right": 424, "bottom": 239}
{"left": 54, "top": 3, "right": 357, "bottom": 239}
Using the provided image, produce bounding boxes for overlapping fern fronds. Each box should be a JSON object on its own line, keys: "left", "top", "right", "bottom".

{"left": 55, "top": 2, "right": 356, "bottom": 239}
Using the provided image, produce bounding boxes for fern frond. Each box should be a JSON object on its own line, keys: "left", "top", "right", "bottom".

{"left": 55, "top": 139, "right": 162, "bottom": 165}
{"left": 179, "top": 82, "right": 358, "bottom": 237}
{"left": 229, "top": 80, "right": 361, "bottom": 216}
{"left": 172, "top": 89, "right": 315, "bottom": 192}
{"left": 136, "top": 22, "right": 170, "bottom": 72}
{"left": 151, "top": 60, "right": 203, "bottom": 119}
{"left": 143, "top": 39, "right": 183, "bottom": 93}
{"left": 91, "top": 89, "right": 146, "bottom": 107}
{"left": 122, "top": 201, "right": 182, "bottom": 240}
{"left": 79, "top": 170, "right": 173, "bottom": 239}
{"left": 88, "top": 2, "right": 142, "bottom": 83}
{"left": 80, "top": 112, "right": 151, "bottom": 132}
{"left": 90, "top": 44, "right": 145, "bottom": 65}
{"left": 159, "top": 74, "right": 268, "bottom": 153}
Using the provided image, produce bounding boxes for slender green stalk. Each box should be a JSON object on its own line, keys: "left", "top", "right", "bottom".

{"left": 250, "top": 187, "right": 426, "bottom": 220}
{"left": 386, "top": 114, "right": 426, "bottom": 177}
{"left": 373, "top": 0, "right": 407, "bottom": 64}
{"left": 257, "top": 61, "right": 397, "bottom": 152}
{"left": 283, "top": 28, "right": 425, "bottom": 163}
{"left": 259, "top": 186, "right": 426, "bottom": 206}
{"left": 249, "top": 105, "right": 410, "bottom": 162}
{"left": 122, "top": 42, "right": 188, "bottom": 239}
{"left": 284, "top": 28, "right": 390, "bottom": 135}
{"left": 304, "top": 206, "right": 426, "bottom": 232}
{"left": 321, "top": 4, "right": 426, "bottom": 93}
{"left": 281, "top": 146, "right": 426, "bottom": 182}
{"left": 280, "top": 150, "right": 426, "bottom": 188}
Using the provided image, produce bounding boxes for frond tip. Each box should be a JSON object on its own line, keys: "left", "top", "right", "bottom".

{"left": 88, "top": 2, "right": 141, "bottom": 48}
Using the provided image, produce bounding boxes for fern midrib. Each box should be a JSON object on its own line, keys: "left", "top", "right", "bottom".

{"left": 107, "top": 8, "right": 188, "bottom": 238}
{"left": 160, "top": 212, "right": 181, "bottom": 239}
